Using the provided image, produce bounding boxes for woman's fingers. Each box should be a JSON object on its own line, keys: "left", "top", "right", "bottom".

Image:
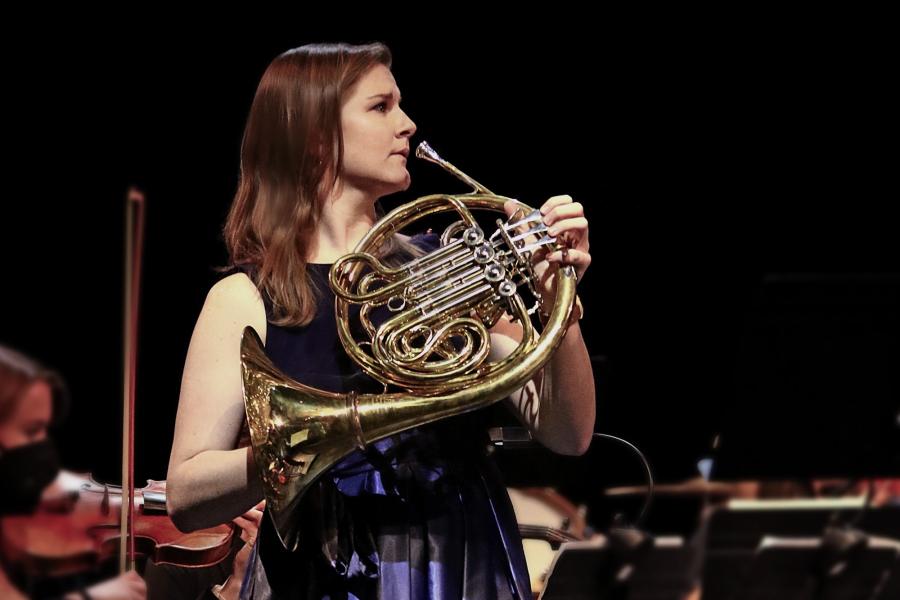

{"left": 547, "top": 217, "right": 588, "bottom": 244}
{"left": 546, "top": 248, "right": 592, "bottom": 269}
{"left": 540, "top": 195, "right": 575, "bottom": 216}
{"left": 232, "top": 500, "right": 265, "bottom": 543}
{"left": 543, "top": 202, "right": 584, "bottom": 227}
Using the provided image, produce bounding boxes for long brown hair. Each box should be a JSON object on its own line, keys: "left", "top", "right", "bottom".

{"left": 224, "top": 42, "right": 405, "bottom": 327}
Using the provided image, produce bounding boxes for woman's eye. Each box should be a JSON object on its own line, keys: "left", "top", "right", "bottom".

{"left": 373, "top": 102, "right": 388, "bottom": 113}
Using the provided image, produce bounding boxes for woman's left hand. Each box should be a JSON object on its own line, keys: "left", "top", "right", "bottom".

{"left": 504, "top": 195, "right": 590, "bottom": 308}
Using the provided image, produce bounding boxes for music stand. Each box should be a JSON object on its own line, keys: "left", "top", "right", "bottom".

{"left": 539, "top": 535, "right": 696, "bottom": 600}
{"left": 702, "top": 504, "right": 900, "bottom": 600}
{"left": 729, "top": 536, "right": 899, "bottom": 600}
{"left": 625, "top": 536, "right": 697, "bottom": 600}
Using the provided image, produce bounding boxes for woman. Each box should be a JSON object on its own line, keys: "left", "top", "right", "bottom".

{"left": 0, "top": 344, "right": 147, "bottom": 600}
{"left": 166, "top": 41, "right": 594, "bottom": 599}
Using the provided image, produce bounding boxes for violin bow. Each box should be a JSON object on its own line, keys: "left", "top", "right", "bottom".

{"left": 121, "top": 186, "right": 146, "bottom": 572}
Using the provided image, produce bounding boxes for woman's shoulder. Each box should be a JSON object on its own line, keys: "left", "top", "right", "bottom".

{"left": 210, "top": 270, "right": 260, "bottom": 299}
{"left": 202, "top": 270, "right": 268, "bottom": 338}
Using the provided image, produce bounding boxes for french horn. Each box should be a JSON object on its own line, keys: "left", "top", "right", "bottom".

{"left": 240, "top": 141, "right": 578, "bottom": 550}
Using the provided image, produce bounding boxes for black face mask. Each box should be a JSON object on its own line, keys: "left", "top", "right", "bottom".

{"left": 0, "top": 438, "right": 61, "bottom": 515}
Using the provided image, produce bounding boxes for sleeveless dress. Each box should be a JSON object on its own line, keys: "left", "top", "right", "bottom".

{"left": 232, "top": 233, "right": 532, "bottom": 600}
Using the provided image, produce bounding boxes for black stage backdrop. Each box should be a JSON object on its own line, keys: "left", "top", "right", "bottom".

{"left": 4, "top": 18, "right": 895, "bottom": 499}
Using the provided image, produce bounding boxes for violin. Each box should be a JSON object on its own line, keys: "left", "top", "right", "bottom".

{"left": 0, "top": 190, "right": 236, "bottom": 592}
{"left": 0, "top": 470, "right": 234, "bottom": 579}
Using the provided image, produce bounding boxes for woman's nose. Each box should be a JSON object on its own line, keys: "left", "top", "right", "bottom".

{"left": 399, "top": 110, "right": 417, "bottom": 138}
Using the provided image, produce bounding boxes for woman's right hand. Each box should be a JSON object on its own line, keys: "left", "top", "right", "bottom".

{"left": 216, "top": 500, "right": 266, "bottom": 600}
{"left": 231, "top": 499, "right": 265, "bottom": 546}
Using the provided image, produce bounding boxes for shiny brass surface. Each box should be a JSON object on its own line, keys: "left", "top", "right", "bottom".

{"left": 242, "top": 141, "right": 577, "bottom": 549}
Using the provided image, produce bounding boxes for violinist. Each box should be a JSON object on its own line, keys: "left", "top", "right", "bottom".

{"left": 0, "top": 343, "right": 146, "bottom": 600}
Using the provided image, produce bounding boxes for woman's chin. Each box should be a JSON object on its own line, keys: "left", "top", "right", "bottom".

{"left": 384, "top": 174, "right": 412, "bottom": 195}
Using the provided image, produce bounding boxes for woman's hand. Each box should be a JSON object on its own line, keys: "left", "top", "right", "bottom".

{"left": 231, "top": 499, "right": 265, "bottom": 547}
{"left": 504, "top": 195, "right": 590, "bottom": 315}
{"left": 215, "top": 500, "right": 266, "bottom": 600}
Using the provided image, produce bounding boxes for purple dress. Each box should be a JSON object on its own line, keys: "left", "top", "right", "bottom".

{"left": 234, "top": 233, "right": 531, "bottom": 600}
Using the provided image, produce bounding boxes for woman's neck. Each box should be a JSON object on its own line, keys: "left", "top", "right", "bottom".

{"left": 310, "top": 184, "right": 378, "bottom": 263}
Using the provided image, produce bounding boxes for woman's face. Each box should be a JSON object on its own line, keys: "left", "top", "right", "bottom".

{"left": 339, "top": 64, "right": 417, "bottom": 199}
{"left": 0, "top": 379, "right": 51, "bottom": 450}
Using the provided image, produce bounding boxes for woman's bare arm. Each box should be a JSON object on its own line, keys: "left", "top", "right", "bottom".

{"left": 166, "top": 273, "right": 268, "bottom": 531}
{"left": 491, "top": 316, "right": 595, "bottom": 456}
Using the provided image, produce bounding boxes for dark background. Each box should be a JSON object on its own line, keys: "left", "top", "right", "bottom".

{"left": 3, "top": 17, "right": 896, "bottom": 501}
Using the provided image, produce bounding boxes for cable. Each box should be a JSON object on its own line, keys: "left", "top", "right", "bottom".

{"left": 592, "top": 433, "right": 654, "bottom": 528}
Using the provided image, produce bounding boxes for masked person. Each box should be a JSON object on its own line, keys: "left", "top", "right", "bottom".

{"left": 0, "top": 344, "right": 146, "bottom": 600}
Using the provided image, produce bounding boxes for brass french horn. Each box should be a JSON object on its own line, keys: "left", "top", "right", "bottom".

{"left": 240, "top": 141, "right": 578, "bottom": 550}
